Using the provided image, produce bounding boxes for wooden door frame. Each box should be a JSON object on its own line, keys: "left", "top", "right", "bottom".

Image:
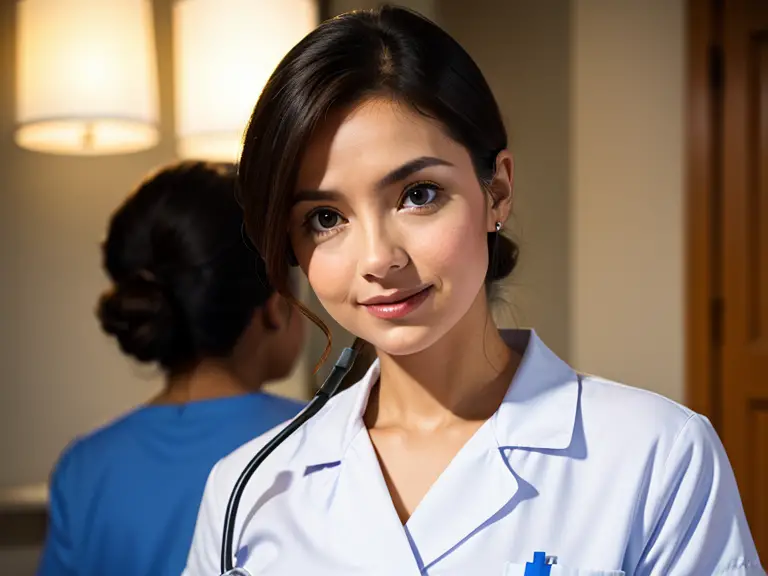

{"left": 686, "top": 0, "right": 723, "bottom": 427}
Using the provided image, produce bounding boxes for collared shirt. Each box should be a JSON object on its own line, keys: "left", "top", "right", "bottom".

{"left": 184, "top": 330, "right": 764, "bottom": 575}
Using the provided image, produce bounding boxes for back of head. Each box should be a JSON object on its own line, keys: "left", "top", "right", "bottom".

{"left": 98, "top": 161, "right": 273, "bottom": 372}
{"left": 239, "top": 5, "right": 518, "bottom": 299}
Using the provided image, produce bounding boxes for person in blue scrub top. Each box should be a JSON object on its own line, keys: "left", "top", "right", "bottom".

{"left": 185, "top": 7, "right": 764, "bottom": 576}
{"left": 37, "top": 161, "right": 306, "bottom": 576}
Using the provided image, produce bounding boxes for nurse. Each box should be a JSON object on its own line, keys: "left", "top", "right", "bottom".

{"left": 185, "top": 6, "right": 763, "bottom": 575}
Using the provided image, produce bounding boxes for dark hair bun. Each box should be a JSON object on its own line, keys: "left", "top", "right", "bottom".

{"left": 99, "top": 161, "right": 274, "bottom": 372}
{"left": 486, "top": 232, "right": 519, "bottom": 283}
{"left": 97, "top": 272, "right": 187, "bottom": 365}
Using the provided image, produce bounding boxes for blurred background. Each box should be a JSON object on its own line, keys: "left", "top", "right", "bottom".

{"left": 0, "top": 0, "right": 765, "bottom": 572}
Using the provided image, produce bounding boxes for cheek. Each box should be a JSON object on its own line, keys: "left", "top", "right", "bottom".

{"left": 412, "top": 208, "right": 488, "bottom": 285}
{"left": 305, "top": 248, "right": 356, "bottom": 305}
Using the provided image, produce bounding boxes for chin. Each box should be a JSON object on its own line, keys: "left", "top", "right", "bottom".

{"left": 356, "top": 322, "right": 448, "bottom": 357}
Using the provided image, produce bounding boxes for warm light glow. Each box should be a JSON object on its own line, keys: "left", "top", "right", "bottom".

{"left": 15, "top": 0, "right": 160, "bottom": 155}
{"left": 173, "top": 0, "right": 318, "bottom": 162}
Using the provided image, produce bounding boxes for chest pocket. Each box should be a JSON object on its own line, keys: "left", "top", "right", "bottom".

{"left": 502, "top": 562, "right": 625, "bottom": 576}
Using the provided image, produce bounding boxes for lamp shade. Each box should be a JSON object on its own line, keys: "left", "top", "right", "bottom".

{"left": 15, "top": 0, "right": 160, "bottom": 155}
{"left": 173, "top": 0, "right": 318, "bottom": 162}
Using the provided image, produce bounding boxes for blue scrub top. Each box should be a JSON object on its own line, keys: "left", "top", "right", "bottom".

{"left": 37, "top": 391, "right": 304, "bottom": 576}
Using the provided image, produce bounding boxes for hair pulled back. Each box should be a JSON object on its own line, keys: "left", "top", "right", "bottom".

{"left": 238, "top": 6, "right": 519, "bottom": 360}
{"left": 98, "top": 161, "right": 273, "bottom": 372}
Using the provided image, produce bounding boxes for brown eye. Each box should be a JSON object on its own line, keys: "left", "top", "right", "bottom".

{"left": 309, "top": 209, "right": 343, "bottom": 232}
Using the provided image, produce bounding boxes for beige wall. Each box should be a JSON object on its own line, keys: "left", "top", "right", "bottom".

{"left": 570, "top": 0, "right": 686, "bottom": 401}
{"left": 331, "top": 0, "right": 437, "bottom": 17}
{"left": 441, "top": 0, "right": 572, "bottom": 360}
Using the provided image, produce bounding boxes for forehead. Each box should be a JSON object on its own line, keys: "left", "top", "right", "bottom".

{"left": 296, "top": 98, "right": 469, "bottom": 191}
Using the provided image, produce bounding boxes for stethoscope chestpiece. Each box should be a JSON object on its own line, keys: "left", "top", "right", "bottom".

{"left": 221, "top": 569, "right": 252, "bottom": 576}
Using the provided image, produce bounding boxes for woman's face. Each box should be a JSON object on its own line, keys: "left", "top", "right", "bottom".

{"left": 290, "top": 98, "right": 508, "bottom": 356}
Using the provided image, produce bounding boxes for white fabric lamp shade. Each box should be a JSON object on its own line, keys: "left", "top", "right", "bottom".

{"left": 173, "top": 0, "right": 318, "bottom": 162}
{"left": 15, "top": 0, "right": 160, "bottom": 155}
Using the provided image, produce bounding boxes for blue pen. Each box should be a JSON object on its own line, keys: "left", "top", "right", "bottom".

{"left": 524, "top": 551, "right": 554, "bottom": 576}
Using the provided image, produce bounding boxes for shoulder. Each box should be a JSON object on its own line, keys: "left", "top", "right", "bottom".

{"left": 253, "top": 391, "right": 305, "bottom": 419}
{"left": 575, "top": 374, "right": 712, "bottom": 462}
{"left": 52, "top": 408, "right": 149, "bottom": 479}
{"left": 580, "top": 374, "right": 695, "bottom": 432}
{"left": 583, "top": 380, "right": 764, "bottom": 572}
{"left": 47, "top": 407, "right": 155, "bottom": 517}
{"left": 211, "top": 384, "right": 358, "bottom": 497}
{"left": 183, "top": 385, "right": 358, "bottom": 576}
{"left": 574, "top": 376, "right": 763, "bottom": 567}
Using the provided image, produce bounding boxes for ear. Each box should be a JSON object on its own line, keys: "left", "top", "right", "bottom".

{"left": 486, "top": 150, "right": 514, "bottom": 232}
{"left": 262, "top": 292, "right": 289, "bottom": 332}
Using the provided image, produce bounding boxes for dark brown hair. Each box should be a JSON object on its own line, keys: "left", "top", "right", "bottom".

{"left": 237, "top": 5, "right": 519, "bottom": 364}
{"left": 98, "top": 161, "right": 274, "bottom": 372}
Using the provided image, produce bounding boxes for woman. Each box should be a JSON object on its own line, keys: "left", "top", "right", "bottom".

{"left": 38, "top": 162, "right": 305, "bottom": 576}
{"left": 184, "top": 7, "right": 762, "bottom": 576}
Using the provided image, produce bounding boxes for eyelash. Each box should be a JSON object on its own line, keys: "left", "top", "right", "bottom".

{"left": 302, "top": 180, "right": 444, "bottom": 238}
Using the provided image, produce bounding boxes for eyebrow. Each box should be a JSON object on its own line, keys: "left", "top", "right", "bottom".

{"left": 292, "top": 189, "right": 342, "bottom": 204}
{"left": 293, "top": 156, "right": 454, "bottom": 205}
{"left": 374, "top": 156, "right": 454, "bottom": 190}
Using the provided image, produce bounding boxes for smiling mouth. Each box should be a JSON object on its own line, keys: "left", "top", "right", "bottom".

{"left": 359, "top": 285, "right": 433, "bottom": 319}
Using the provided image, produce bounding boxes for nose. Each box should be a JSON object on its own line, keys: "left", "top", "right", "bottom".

{"left": 357, "top": 220, "right": 408, "bottom": 280}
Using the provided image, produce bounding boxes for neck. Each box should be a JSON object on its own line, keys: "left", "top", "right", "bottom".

{"left": 369, "top": 290, "right": 520, "bottom": 431}
{"left": 150, "top": 357, "right": 262, "bottom": 405}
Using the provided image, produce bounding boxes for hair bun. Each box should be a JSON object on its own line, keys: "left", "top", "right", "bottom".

{"left": 486, "top": 232, "right": 519, "bottom": 283}
{"left": 97, "top": 271, "right": 182, "bottom": 365}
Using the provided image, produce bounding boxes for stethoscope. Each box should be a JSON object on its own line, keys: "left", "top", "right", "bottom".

{"left": 219, "top": 340, "right": 364, "bottom": 575}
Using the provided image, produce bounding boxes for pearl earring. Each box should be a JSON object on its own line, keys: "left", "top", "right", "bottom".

{"left": 495, "top": 221, "right": 502, "bottom": 232}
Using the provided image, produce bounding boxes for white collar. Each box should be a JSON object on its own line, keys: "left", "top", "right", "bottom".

{"left": 300, "top": 329, "right": 580, "bottom": 466}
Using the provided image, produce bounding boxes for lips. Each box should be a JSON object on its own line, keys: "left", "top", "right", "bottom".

{"left": 359, "top": 285, "right": 433, "bottom": 320}
{"left": 358, "top": 286, "right": 432, "bottom": 306}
